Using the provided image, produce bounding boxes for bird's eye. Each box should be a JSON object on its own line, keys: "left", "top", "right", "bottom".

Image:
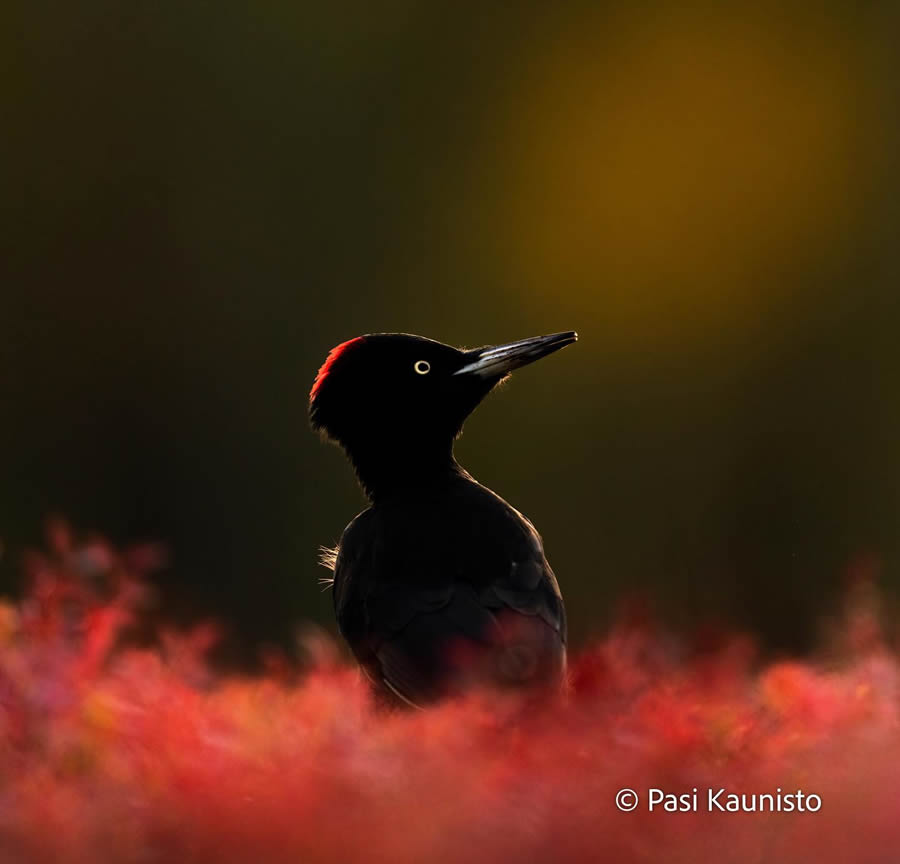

{"left": 413, "top": 360, "right": 431, "bottom": 375}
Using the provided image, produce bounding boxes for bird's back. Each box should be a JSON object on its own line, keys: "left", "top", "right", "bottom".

{"left": 332, "top": 474, "right": 566, "bottom": 705}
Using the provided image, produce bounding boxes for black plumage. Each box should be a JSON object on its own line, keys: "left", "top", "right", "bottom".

{"left": 310, "top": 332, "right": 576, "bottom": 705}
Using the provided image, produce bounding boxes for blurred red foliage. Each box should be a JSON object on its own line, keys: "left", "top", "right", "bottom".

{"left": 1, "top": 525, "right": 899, "bottom": 863}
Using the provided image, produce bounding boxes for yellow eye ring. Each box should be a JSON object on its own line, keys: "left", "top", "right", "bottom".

{"left": 414, "top": 360, "right": 431, "bottom": 375}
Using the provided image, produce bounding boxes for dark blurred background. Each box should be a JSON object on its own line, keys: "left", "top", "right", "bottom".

{"left": 3, "top": 0, "right": 899, "bottom": 658}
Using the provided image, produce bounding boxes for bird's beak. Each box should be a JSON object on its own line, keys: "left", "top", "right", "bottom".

{"left": 454, "top": 331, "right": 578, "bottom": 378}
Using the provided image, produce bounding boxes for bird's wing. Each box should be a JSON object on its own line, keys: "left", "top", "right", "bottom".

{"left": 478, "top": 556, "right": 567, "bottom": 641}
{"left": 369, "top": 583, "right": 497, "bottom": 705}
{"left": 333, "top": 505, "right": 566, "bottom": 706}
{"left": 367, "top": 561, "right": 565, "bottom": 706}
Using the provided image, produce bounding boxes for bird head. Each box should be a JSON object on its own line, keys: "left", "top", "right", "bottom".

{"left": 309, "top": 331, "right": 577, "bottom": 496}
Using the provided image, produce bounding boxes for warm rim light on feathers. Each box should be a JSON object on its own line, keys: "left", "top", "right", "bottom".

{"left": 309, "top": 337, "right": 364, "bottom": 402}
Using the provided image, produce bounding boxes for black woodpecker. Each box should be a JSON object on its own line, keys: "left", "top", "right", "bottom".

{"left": 310, "top": 331, "right": 577, "bottom": 706}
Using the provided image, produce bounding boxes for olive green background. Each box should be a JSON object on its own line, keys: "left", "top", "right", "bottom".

{"left": 3, "top": 1, "right": 899, "bottom": 655}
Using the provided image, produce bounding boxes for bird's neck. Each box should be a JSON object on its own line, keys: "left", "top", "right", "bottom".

{"left": 346, "top": 438, "right": 465, "bottom": 502}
